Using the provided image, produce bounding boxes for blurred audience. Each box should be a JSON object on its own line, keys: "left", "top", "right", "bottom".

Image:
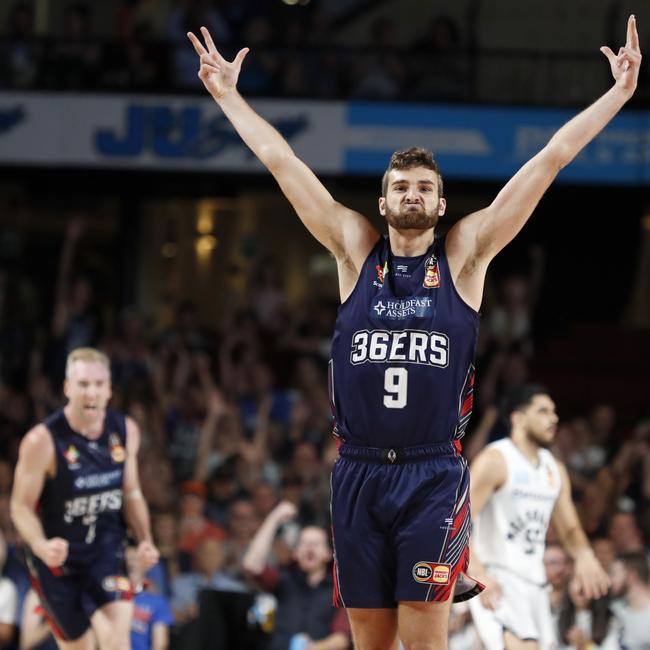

{"left": 243, "top": 501, "right": 350, "bottom": 650}
{"left": 126, "top": 546, "right": 174, "bottom": 650}
{"left": 0, "top": 530, "right": 17, "bottom": 649}
{"left": 556, "top": 579, "right": 617, "bottom": 650}
{"left": 610, "top": 552, "right": 650, "bottom": 650}
{"left": 0, "top": 214, "right": 648, "bottom": 649}
{"left": 544, "top": 543, "right": 573, "bottom": 616}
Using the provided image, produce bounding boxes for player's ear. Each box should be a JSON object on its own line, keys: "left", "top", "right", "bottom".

{"left": 378, "top": 196, "right": 386, "bottom": 217}
{"left": 438, "top": 197, "right": 446, "bottom": 216}
{"left": 63, "top": 379, "right": 70, "bottom": 400}
{"left": 510, "top": 410, "right": 524, "bottom": 430}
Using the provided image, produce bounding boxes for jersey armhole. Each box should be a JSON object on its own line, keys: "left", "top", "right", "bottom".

{"left": 441, "top": 238, "right": 481, "bottom": 318}
{"left": 338, "top": 235, "right": 383, "bottom": 310}
{"left": 43, "top": 426, "right": 58, "bottom": 481}
{"left": 489, "top": 445, "right": 509, "bottom": 494}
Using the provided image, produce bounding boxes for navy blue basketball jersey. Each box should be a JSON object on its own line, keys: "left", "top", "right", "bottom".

{"left": 329, "top": 235, "right": 479, "bottom": 448}
{"left": 39, "top": 409, "right": 128, "bottom": 559}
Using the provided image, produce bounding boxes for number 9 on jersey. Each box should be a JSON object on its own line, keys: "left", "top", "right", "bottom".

{"left": 384, "top": 368, "right": 408, "bottom": 409}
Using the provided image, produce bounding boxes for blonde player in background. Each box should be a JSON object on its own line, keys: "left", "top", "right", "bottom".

{"left": 11, "top": 348, "right": 159, "bottom": 650}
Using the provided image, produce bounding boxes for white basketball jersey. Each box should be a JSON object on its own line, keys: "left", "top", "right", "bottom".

{"left": 472, "top": 438, "right": 562, "bottom": 585}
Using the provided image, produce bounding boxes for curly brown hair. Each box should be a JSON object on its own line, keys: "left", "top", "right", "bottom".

{"left": 381, "top": 147, "right": 444, "bottom": 197}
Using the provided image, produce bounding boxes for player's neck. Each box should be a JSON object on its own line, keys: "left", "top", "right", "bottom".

{"left": 63, "top": 404, "right": 106, "bottom": 439}
{"left": 510, "top": 431, "right": 540, "bottom": 464}
{"left": 388, "top": 226, "right": 434, "bottom": 257}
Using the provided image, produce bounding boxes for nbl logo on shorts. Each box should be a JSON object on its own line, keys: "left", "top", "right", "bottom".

{"left": 412, "top": 562, "right": 451, "bottom": 585}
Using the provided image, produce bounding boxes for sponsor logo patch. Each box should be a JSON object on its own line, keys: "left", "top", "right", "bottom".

{"left": 412, "top": 562, "right": 451, "bottom": 585}
{"left": 109, "top": 433, "right": 126, "bottom": 463}
{"left": 63, "top": 445, "right": 80, "bottom": 469}
{"left": 375, "top": 261, "right": 389, "bottom": 286}
{"left": 102, "top": 576, "right": 132, "bottom": 593}
{"left": 369, "top": 296, "right": 434, "bottom": 320}
{"left": 423, "top": 256, "right": 440, "bottom": 288}
{"left": 546, "top": 466, "right": 557, "bottom": 488}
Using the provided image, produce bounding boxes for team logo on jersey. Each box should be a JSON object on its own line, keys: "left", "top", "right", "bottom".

{"left": 109, "top": 433, "right": 126, "bottom": 463}
{"left": 63, "top": 445, "right": 80, "bottom": 468}
{"left": 102, "top": 576, "right": 133, "bottom": 593}
{"left": 546, "top": 466, "right": 557, "bottom": 488}
{"left": 423, "top": 256, "right": 440, "bottom": 288}
{"left": 412, "top": 562, "right": 451, "bottom": 585}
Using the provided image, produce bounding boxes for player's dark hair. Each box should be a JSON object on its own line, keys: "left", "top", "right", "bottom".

{"left": 618, "top": 551, "right": 650, "bottom": 584}
{"left": 381, "top": 147, "right": 444, "bottom": 197}
{"left": 500, "top": 384, "right": 550, "bottom": 421}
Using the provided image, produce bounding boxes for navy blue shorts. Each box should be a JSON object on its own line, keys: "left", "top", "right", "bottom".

{"left": 331, "top": 442, "right": 482, "bottom": 608}
{"left": 26, "top": 545, "right": 132, "bottom": 641}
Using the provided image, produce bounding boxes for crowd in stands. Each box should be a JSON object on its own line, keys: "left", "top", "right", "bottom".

{"left": 1, "top": 0, "right": 489, "bottom": 102}
{"left": 0, "top": 208, "right": 647, "bottom": 649}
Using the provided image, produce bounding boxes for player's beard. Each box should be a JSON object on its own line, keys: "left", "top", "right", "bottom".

{"left": 384, "top": 203, "right": 440, "bottom": 230}
{"left": 527, "top": 428, "right": 554, "bottom": 449}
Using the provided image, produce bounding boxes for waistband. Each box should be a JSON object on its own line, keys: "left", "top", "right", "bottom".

{"left": 338, "top": 441, "right": 457, "bottom": 464}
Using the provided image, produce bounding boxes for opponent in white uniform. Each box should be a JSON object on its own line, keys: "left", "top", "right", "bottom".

{"left": 468, "top": 386, "right": 610, "bottom": 650}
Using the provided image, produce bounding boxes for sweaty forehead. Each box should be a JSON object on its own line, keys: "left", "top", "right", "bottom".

{"left": 388, "top": 167, "right": 438, "bottom": 185}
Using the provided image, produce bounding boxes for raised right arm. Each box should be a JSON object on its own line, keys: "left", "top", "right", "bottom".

{"left": 187, "top": 28, "right": 379, "bottom": 298}
{"left": 10, "top": 426, "right": 68, "bottom": 567}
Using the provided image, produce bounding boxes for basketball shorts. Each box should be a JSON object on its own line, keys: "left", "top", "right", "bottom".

{"left": 26, "top": 544, "right": 133, "bottom": 641}
{"left": 330, "top": 442, "right": 483, "bottom": 608}
{"left": 468, "top": 566, "right": 556, "bottom": 650}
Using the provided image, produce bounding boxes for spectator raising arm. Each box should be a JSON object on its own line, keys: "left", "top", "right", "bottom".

{"left": 242, "top": 500, "right": 297, "bottom": 575}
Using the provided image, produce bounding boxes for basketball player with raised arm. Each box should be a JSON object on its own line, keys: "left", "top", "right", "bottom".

{"left": 468, "top": 386, "right": 610, "bottom": 650}
{"left": 187, "top": 17, "right": 640, "bottom": 650}
{"left": 10, "top": 348, "right": 159, "bottom": 650}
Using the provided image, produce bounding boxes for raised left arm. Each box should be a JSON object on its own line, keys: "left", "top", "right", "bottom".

{"left": 551, "top": 462, "right": 610, "bottom": 600}
{"left": 123, "top": 417, "right": 159, "bottom": 571}
{"left": 447, "top": 16, "right": 641, "bottom": 310}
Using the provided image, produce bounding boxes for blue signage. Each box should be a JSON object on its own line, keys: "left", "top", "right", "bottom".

{"left": 344, "top": 102, "right": 650, "bottom": 185}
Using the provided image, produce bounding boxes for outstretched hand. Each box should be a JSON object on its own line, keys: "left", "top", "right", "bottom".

{"left": 187, "top": 26, "right": 249, "bottom": 100}
{"left": 600, "top": 15, "right": 642, "bottom": 94}
{"left": 573, "top": 550, "right": 611, "bottom": 601}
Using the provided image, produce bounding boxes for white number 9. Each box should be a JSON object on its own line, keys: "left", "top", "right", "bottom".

{"left": 384, "top": 368, "right": 408, "bottom": 409}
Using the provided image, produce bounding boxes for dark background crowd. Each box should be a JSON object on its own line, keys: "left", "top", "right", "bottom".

{"left": 1, "top": 0, "right": 650, "bottom": 649}
{"left": 1, "top": 0, "right": 650, "bottom": 105}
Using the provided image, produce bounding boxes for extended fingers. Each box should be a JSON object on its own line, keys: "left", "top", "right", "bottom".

{"left": 187, "top": 31, "right": 207, "bottom": 57}
{"left": 600, "top": 45, "right": 615, "bottom": 63}
{"left": 201, "top": 26, "right": 224, "bottom": 62}
{"left": 234, "top": 47, "right": 250, "bottom": 68}
{"left": 600, "top": 44, "right": 640, "bottom": 70}
{"left": 627, "top": 15, "right": 640, "bottom": 51}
